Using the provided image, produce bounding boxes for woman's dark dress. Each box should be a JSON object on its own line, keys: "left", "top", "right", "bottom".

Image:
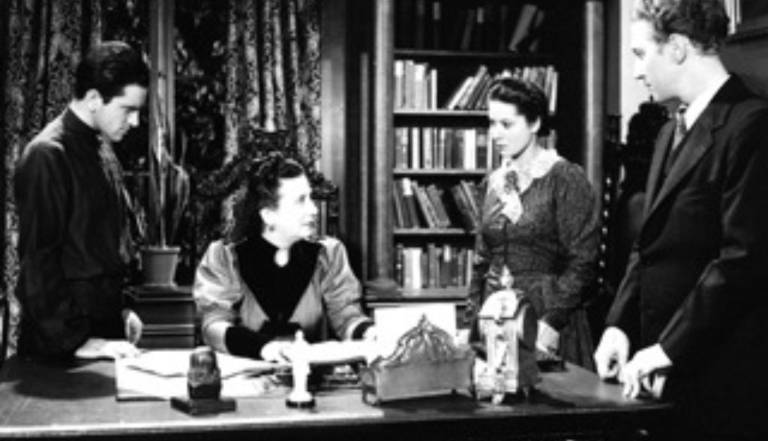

{"left": 469, "top": 156, "right": 599, "bottom": 369}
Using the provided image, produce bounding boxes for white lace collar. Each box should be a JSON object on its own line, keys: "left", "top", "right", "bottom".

{"left": 487, "top": 148, "right": 561, "bottom": 224}
{"left": 491, "top": 148, "right": 561, "bottom": 194}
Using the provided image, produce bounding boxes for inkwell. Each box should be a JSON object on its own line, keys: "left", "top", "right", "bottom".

{"left": 170, "top": 346, "right": 236, "bottom": 415}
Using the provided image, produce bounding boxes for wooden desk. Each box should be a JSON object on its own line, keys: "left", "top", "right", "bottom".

{"left": 0, "top": 356, "right": 671, "bottom": 441}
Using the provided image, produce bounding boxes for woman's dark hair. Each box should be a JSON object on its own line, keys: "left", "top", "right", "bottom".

{"left": 231, "top": 151, "right": 306, "bottom": 241}
{"left": 634, "top": 0, "right": 729, "bottom": 52}
{"left": 75, "top": 41, "right": 149, "bottom": 102}
{"left": 487, "top": 76, "right": 550, "bottom": 136}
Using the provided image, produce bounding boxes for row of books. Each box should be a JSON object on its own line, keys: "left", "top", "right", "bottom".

{"left": 394, "top": 61, "right": 559, "bottom": 113}
{"left": 444, "top": 64, "right": 558, "bottom": 113}
{"left": 395, "top": 0, "right": 548, "bottom": 53}
{"left": 393, "top": 178, "right": 481, "bottom": 230}
{"left": 395, "top": 125, "right": 558, "bottom": 171}
{"left": 393, "top": 60, "right": 438, "bottom": 110}
{"left": 395, "top": 243, "right": 476, "bottom": 290}
{"left": 394, "top": 126, "right": 495, "bottom": 170}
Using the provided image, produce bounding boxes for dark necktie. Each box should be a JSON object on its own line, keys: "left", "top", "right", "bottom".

{"left": 98, "top": 138, "right": 135, "bottom": 264}
{"left": 672, "top": 105, "right": 687, "bottom": 150}
{"left": 664, "top": 105, "right": 687, "bottom": 176}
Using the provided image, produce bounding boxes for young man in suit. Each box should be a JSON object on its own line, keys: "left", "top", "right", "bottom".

{"left": 594, "top": 1, "right": 768, "bottom": 439}
{"left": 15, "top": 42, "right": 148, "bottom": 360}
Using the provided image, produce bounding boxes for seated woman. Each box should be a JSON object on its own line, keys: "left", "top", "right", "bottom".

{"left": 469, "top": 77, "right": 599, "bottom": 370}
{"left": 194, "top": 152, "right": 373, "bottom": 361}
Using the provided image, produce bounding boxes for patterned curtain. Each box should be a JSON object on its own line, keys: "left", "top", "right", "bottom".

{"left": 224, "top": 0, "right": 321, "bottom": 162}
{"left": 191, "top": 0, "right": 322, "bottom": 254}
{"left": 1, "top": 0, "right": 104, "bottom": 357}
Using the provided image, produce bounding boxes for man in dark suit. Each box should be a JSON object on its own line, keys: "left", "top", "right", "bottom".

{"left": 15, "top": 42, "right": 148, "bottom": 360}
{"left": 594, "top": 1, "right": 768, "bottom": 440}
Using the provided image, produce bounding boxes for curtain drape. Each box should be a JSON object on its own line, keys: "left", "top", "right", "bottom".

{"left": 192, "top": 0, "right": 321, "bottom": 255}
{"left": 224, "top": 0, "right": 321, "bottom": 161}
{"left": 0, "top": 0, "right": 323, "bottom": 356}
{"left": 1, "top": 0, "right": 103, "bottom": 357}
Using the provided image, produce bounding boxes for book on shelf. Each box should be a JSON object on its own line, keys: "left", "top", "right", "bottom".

{"left": 425, "top": 184, "right": 451, "bottom": 228}
{"left": 441, "top": 65, "right": 558, "bottom": 112}
{"left": 450, "top": 182, "right": 479, "bottom": 231}
{"left": 412, "top": 181, "right": 441, "bottom": 228}
{"left": 458, "top": 7, "right": 477, "bottom": 51}
{"left": 459, "top": 179, "right": 482, "bottom": 221}
{"left": 395, "top": 126, "right": 490, "bottom": 170}
{"left": 394, "top": 244, "right": 475, "bottom": 290}
{"left": 392, "top": 183, "right": 407, "bottom": 228}
{"left": 429, "top": 0, "right": 442, "bottom": 49}
{"left": 395, "top": 177, "right": 422, "bottom": 228}
{"left": 508, "top": 3, "right": 541, "bottom": 52}
{"left": 415, "top": 0, "right": 427, "bottom": 49}
{"left": 396, "top": 1, "right": 551, "bottom": 53}
{"left": 394, "top": 59, "right": 437, "bottom": 110}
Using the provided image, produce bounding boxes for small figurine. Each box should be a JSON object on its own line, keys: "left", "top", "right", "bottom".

{"left": 475, "top": 266, "right": 539, "bottom": 403}
{"left": 187, "top": 346, "right": 222, "bottom": 399}
{"left": 171, "top": 346, "right": 236, "bottom": 415}
{"left": 286, "top": 330, "right": 315, "bottom": 409}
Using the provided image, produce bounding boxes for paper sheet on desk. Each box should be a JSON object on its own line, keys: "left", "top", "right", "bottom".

{"left": 373, "top": 303, "right": 457, "bottom": 357}
{"left": 114, "top": 350, "right": 284, "bottom": 401}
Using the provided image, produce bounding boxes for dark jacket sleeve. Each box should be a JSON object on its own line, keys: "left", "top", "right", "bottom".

{"left": 606, "top": 245, "right": 642, "bottom": 338}
{"left": 15, "top": 143, "right": 90, "bottom": 357}
{"left": 658, "top": 105, "right": 768, "bottom": 368}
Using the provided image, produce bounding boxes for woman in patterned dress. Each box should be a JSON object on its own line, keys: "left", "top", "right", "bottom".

{"left": 469, "top": 77, "right": 599, "bottom": 370}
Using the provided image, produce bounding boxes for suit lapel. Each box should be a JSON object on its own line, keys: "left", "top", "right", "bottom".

{"left": 644, "top": 77, "right": 739, "bottom": 224}
{"left": 644, "top": 121, "right": 674, "bottom": 216}
{"left": 646, "top": 119, "right": 713, "bottom": 216}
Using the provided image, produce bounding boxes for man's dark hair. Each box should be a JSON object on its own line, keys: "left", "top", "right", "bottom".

{"left": 74, "top": 41, "right": 149, "bottom": 103}
{"left": 487, "top": 76, "right": 550, "bottom": 136}
{"left": 634, "top": 0, "right": 729, "bottom": 52}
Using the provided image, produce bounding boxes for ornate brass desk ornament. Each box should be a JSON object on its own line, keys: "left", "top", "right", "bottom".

{"left": 360, "top": 315, "right": 475, "bottom": 404}
{"left": 170, "top": 346, "right": 236, "bottom": 415}
{"left": 475, "top": 266, "right": 539, "bottom": 404}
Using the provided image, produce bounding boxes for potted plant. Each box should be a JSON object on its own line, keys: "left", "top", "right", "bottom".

{"left": 138, "top": 96, "right": 191, "bottom": 286}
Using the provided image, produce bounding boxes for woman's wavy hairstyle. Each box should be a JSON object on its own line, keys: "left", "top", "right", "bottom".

{"left": 228, "top": 151, "right": 305, "bottom": 242}
{"left": 487, "top": 76, "right": 550, "bottom": 137}
{"left": 633, "top": 0, "right": 729, "bottom": 52}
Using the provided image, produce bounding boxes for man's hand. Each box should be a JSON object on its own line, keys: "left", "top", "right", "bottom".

{"left": 620, "top": 344, "right": 671, "bottom": 399}
{"left": 536, "top": 320, "right": 560, "bottom": 354}
{"left": 122, "top": 308, "right": 143, "bottom": 345}
{"left": 362, "top": 325, "right": 377, "bottom": 342}
{"left": 593, "top": 326, "right": 630, "bottom": 381}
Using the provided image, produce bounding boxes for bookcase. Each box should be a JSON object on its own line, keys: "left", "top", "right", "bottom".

{"left": 364, "top": 0, "right": 597, "bottom": 317}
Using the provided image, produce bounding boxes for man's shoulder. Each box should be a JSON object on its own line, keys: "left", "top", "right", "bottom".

{"left": 722, "top": 75, "right": 768, "bottom": 114}
{"left": 22, "top": 114, "right": 67, "bottom": 158}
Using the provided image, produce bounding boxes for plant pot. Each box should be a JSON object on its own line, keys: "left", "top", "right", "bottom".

{"left": 141, "top": 246, "right": 181, "bottom": 286}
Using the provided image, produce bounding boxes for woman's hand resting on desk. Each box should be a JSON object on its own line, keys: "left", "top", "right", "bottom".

{"left": 260, "top": 340, "right": 294, "bottom": 363}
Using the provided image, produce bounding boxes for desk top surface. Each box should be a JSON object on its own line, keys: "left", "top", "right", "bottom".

{"left": 0, "top": 356, "right": 670, "bottom": 440}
